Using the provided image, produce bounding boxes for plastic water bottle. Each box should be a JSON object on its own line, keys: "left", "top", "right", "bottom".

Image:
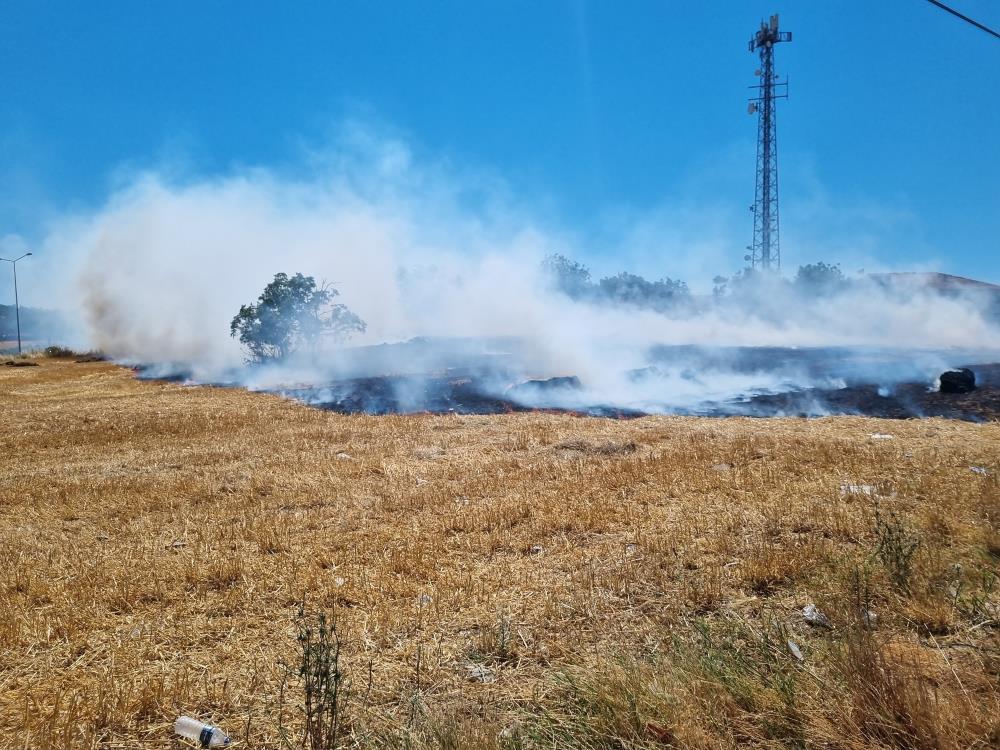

{"left": 174, "top": 716, "right": 230, "bottom": 747}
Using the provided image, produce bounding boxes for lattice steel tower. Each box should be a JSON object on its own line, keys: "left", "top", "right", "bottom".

{"left": 746, "top": 14, "right": 791, "bottom": 271}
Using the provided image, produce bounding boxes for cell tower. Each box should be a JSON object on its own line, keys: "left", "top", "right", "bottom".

{"left": 746, "top": 14, "right": 791, "bottom": 271}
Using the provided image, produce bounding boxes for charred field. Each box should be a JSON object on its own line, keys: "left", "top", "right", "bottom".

{"left": 139, "top": 340, "right": 1000, "bottom": 422}
{"left": 2, "top": 357, "right": 999, "bottom": 749}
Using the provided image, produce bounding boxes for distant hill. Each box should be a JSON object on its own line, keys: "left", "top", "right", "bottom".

{"left": 869, "top": 272, "right": 1000, "bottom": 324}
{"left": 0, "top": 305, "right": 75, "bottom": 347}
{"left": 869, "top": 271, "right": 1000, "bottom": 295}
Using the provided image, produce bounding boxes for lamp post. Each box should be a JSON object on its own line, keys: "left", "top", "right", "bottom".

{"left": 0, "top": 252, "right": 32, "bottom": 355}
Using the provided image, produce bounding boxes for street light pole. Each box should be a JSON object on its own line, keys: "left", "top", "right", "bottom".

{"left": 0, "top": 252, "right": 32, "bottom": 355}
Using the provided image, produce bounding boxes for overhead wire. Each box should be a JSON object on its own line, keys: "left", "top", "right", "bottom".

{"left": 923, "top": 0, "right": 1000, "bottom": 41}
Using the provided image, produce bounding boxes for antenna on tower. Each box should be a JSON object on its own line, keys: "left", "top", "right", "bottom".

{"left": 747, "top": 13, "right": 791, "bottom": 271}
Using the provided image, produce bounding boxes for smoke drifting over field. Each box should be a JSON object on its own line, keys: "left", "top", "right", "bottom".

{"left": 29, "top": 134, "right": 1000, "bottom": 415}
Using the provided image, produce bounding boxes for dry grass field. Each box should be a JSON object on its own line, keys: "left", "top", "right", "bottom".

{"left": 2, "top": 358, "right": 999, "bottom": 749}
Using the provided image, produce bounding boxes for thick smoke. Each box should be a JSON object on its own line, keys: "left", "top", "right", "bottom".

{"left": 28, "top": 132, "right": 1000, "bottom": 413}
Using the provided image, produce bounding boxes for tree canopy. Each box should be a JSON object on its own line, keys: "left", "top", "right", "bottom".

{"left": 540, "top": 254, "right": 690, "bottom": 311}
{"left": 597, "top": 272, "right": 689, "bottom": 312}
{"left": 541, "top": 254, "right": 592, "bottom": 300}
{"left": 230, "top": 273, "right": 365, "bottom": 363}
{"left": 794, "top": 262, "right": 849, "bottom": 295}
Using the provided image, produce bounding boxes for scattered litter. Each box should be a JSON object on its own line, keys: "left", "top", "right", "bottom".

{"left": 499, "top": 722, "right": 522, "bottom": 740}
{"left": 970, "top": 466, "right": 989, "bottom": 476}
{"left": 840, "top": 483, "right": 876, "bottom": 496}
{"left": 860, "top": 608, "right": 878, "bottom": 629}
{"left": 467, "top": 664, "right": 496, "bottom": 683}
{"left": 166, "top": 539, "right": 187, "bottom": 550}
{"left": 415, "top": 477, "right": 428, "bottom": 486}
{"left": 786, "top": 639, "right": 804, "bottom": 661}
{"left": 710, "top": 463, "right": 732, "bottom": 472}
{"left": 96, "top": 531, "right": 109, "bottom": 542}
{"left": 529, "top": 545, "right": 544, "bottom": 555}
{"left": 454, "top": 495, "right": 470, "bottom": 506}
{"left": 334, "top": 577, "right": 346, "bottom": 587}
{"left": 335, "top": 452, "right": 352, "bottom": 461}
{"left": 869, "top": 433, "right": 894, "bottom": 440}
{"left": 418, "top": 593, "right": 433, "bottom": 608}
{"left": 625, "top": 543, "right": 639, "bottom": 555}
{"left": 174, "top": 716, "right": 230, "bottom": 747}
{"left": 803, "top": 604, "right": 832, "bottom": 629}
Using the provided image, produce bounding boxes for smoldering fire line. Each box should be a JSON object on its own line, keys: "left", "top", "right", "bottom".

{"left": 22, "top": 146, "right": 1000, "bottom": 415}
{"left": 132, "top": 339, "right": 1000, "bottom": 422}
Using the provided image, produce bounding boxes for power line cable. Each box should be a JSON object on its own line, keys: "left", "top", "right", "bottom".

{"left": 923, "top": 0, "right": 1000, "bottom": 41}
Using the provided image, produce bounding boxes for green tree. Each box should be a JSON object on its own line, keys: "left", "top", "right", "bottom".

{"left": 794, "top": 262, "right": 849, "bottom": 295}
{"left": 596, "top": 272, "right": 689, "bottom": 312}
{"left": 541, "top": 254, "right": 593, "bottom": 299}
{"left": 230, "top": 273, "right": 366, "bottom": 363}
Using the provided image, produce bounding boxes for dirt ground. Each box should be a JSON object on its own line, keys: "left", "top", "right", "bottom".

{"left": 2, "top": 359, "right": 998, "bottom": 749}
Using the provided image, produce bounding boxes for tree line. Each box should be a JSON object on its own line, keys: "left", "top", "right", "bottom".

{"left": 542, "top": 253, "right": 850, "bottom": 311}
{"left": 232, "top": 259, "right": 853, "bottom": 363}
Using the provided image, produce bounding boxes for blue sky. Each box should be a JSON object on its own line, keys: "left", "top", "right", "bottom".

{"left": 1, "top": 0, "right": 998, "bottom": 289}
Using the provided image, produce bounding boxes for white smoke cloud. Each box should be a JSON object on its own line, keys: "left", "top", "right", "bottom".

{"left": 25, "top": 126, "right": 1000, "bottom": 409}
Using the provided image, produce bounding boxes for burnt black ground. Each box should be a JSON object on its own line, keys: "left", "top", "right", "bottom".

{"left": 271, "top": 367, "right": 1000, "bottom": 421}
{"left": 135, "top": 343, "right": 1000, "bottom": 421}
{"left": 725, "top": 380, "right": 1000, "bottom": 421}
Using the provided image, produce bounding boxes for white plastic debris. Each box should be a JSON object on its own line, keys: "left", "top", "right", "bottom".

{"left": 860, "top": 608, "right": 878, "bottom": 629}
{"left": 803, "top": 604, "right": 832, "bottom": 629}
{"left": 869, "top": 433, "right": 894, "bottom": 440}
{"left": 467, "top": 664, "right": 496, "bottom": 683}
{"left": 499, "top": 722, "right": 522, "bottom": 739}
{"left": 786, "top": 639, "right": 804, "bottom": 661}
{"left": 840, "top": 483, "right": 876, "bottom": 496}
{"left": 710, "top": 463, "right": 732, "bottom": 472}
{"left": 418, "top": 593, "right": 433, "bottom": 608}
{"left": 174, "top": 716, "right": 230, "bottom": 747}
{"left": 970, "top": 466, "right": 989, "bottom": 476}
{"left": 335, "top": 452, "right": 352, "bottom": 460}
